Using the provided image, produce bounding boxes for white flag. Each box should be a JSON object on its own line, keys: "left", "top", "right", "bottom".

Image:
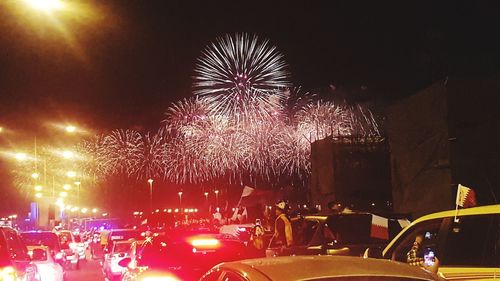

{"left": 230, "top": 208, "right": 239, "bottom": 221}
{"left": 241, "top": 186, "right": 255, "bottom": 197}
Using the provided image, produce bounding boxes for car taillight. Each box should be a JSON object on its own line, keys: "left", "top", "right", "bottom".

{"left": 0, "top": 266, "right": 17, "bottom": 281}
{"left": 141, "top": 276, "right": 180, "bottom": 281}
{"left": 190, "top": 238, "right": 220, "bottom": 247}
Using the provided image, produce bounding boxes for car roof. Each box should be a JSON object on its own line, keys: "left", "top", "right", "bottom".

{"left": 113, "top": 240, "right": 134, "bottom": 245}
{"left": 219, "top": 256, "right": 439, "bottom": 281}
{"left": 27, "top": 245, "right": 49, "bottom": 251}
{"left": 110, "top": 228, "right": 139, "bottom": 232}
{"left": 21, "top": 231, "right": 57, "bottom": 235}
{"left": 383, "top": 204, "right": 500, "bottom": 255}
{"left": 412, "top": 204, "right": 500, "bottom": 223}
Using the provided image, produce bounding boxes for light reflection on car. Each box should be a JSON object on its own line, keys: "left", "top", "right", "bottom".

{"left": 200, "top": 255, "right": 445, "bottom": 281}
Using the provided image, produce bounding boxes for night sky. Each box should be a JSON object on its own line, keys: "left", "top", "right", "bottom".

{"left": 1, "top": 1, "right": 499, "bottom": 214}
{"left": 1, "top": 1, "right": 498, "bottom": 135}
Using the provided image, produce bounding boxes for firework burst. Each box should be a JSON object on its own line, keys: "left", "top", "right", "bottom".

{"left": 101, "top": 129, "right": 143, "bottom": 177}
{"left": 131, "top": 130, "right": 168, "bottom": 180}
{"left": 194, "top": 33, "right": 291, "bottom": 118}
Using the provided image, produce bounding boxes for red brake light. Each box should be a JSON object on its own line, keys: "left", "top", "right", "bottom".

{"left": 190, "top": 238, "right": 220, "bottom": 247}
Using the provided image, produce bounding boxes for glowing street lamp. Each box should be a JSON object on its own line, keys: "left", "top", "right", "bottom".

{"left": 178, "top": 191, "right": 183, "bottom": 207}
{"left": 15, "top": 153, "right": 27, "bottom": 161}
{"left": 31, "top": 172, "right": 40, "bottom": 179}
{"left": 35, "top": 192, "right": 43, "bottom": 198}
{"left": 24, "top": 0, "right": 64, "bottom": 12}
{"left": 62, "top": 150, "right": 74, "bottom": 159}
{"left": 147, "top": 179, "right": 153, "bottom": 212}
{"left": 66, "top": 171, "right": 76, "bottom": 178}
{"left": 34, "top": 185, "right": 43, "bottom": 191}
{"left": 65, "top": 125, "right": 76, "bottom": 133}
{"left": 204, "top": 192, "right": 209, "bottom": 203}
{"left": 214, "top": 190, "right": 219, "bottom": 206}
{"left": 59, "top": 191, "right": 68, "bottom": 198}
{"left": 63, "top": 184, "right": 71, "bottom": 190}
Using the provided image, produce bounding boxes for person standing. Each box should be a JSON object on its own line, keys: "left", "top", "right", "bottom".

{"left": 273, "top": 200, "right": 293, "bottom": 247}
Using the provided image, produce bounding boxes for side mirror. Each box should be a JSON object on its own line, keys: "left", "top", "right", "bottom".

{"left": 363, "top": 247, "right": 383, "bottom": 259}
{"left": 31, "top": 248, "right": 47, "bottom": 261}
{"left": 118, "top": 257, "right": 131, "bottom": 268}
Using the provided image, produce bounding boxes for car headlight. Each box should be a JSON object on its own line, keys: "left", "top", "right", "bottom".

{"left": 0, "top": 266, "right": 16, "bottom": 281}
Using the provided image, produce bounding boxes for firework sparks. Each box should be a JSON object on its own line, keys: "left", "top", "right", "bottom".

{"left": 194, "top": 33, "right": 291, "bottom": 118}
{"left": 132, "top": 130, "right": 168, "bottom": 180}
{"left": 101, "top": 129, "right": 143, "bottom": 177}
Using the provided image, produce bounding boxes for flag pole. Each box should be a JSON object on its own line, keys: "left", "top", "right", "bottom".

{"left": 454, "top": 185, "right": 460, "bottom": 222}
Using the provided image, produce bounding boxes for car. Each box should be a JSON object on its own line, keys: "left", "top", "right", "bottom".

{"left": 267, "top": 212, "right": 410, "bottom": 257}
{"left": 0, "top": 226, "right": 39, "bottom": 281}
{"left": 219, "top": 223, "right": 255, "bottom": 245}
{"left": 28, "top": 246, "right": 65, "bottom": 281}
{"left": 21, "top": 231, "right": 67, "bottom": 268}
{"left": 103, "top": 229, "right": 142, "bottom": 254}
{"left": 365, "top": 204, "right": 500, "bottom": 280}
{"left": 119, "top": 232, "right": 249, "bottom": 281}
{"left": 55, "top": 230, "right": 81, "bottom": 270}
{"left": 200, "top": 255, "right": 444, "bottom": 281}
{"left": 102, "top": 240, "right": 137, "bottom": 281}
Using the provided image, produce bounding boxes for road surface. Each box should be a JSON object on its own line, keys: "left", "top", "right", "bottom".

{"left": 66, "top": 251, "right": 105, "bottom": 281}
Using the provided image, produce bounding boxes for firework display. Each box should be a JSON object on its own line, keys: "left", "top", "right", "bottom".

{"left": 8, "top": 33, "right": 382, "bottom": 191}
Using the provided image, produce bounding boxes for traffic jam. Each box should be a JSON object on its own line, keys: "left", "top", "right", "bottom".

{"left": 1, "top": 198, "right": 498, "bottom": 281}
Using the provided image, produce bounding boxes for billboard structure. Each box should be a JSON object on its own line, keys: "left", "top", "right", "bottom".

{"left": 310, "top": 136, "right": 392, "bottom": 212}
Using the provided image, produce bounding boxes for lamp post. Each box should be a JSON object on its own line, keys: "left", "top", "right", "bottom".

{"left": 74, "top": 181, "right": 81, "bottom": 210}
{"left": 148, "top": 179, "right": 153, "bottom": 213}
{"left": 178, "top": 191, "right": 183, "bottom": 208}
{"left": 214, "top": 190, "right": 219, "bottom": 206}
{"left": 204, "top": 192, "right": 209, "bottom": 204}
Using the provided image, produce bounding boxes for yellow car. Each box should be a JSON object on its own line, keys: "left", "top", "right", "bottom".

{"left": 367, "top": 204, "right": 500, "bottom": 280}
{"left": 200, "top": 255, "right": 443, "bottom": 281}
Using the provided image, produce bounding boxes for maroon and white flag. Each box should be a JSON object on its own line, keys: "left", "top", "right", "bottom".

{"left": 456, "top": 184, "right": 477, "bottom": 208}
{"left": 370, "top": 215, "right": 389, "bottom": 240}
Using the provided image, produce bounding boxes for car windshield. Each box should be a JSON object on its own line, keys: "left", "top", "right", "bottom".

{"left": 21, "top": 232, "right": 61, "bottom": 251}
{"left": 136, "top": 237, "right": 172, "bottom": 268}
{"left": 113, "top": 242, "right": 131, "bottom": 254}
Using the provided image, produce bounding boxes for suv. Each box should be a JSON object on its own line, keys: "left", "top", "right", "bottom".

{"left": 102, "top": 240, "right": 135, "bottom": 281}
{"left": 366, "top": 204, "right": 499, "bottom": 280}
{"left": 0, "top": 226, "right": 39, "bottom": 280}
{"left": 20, "top": 231, "right": 67, "bottom": 268}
